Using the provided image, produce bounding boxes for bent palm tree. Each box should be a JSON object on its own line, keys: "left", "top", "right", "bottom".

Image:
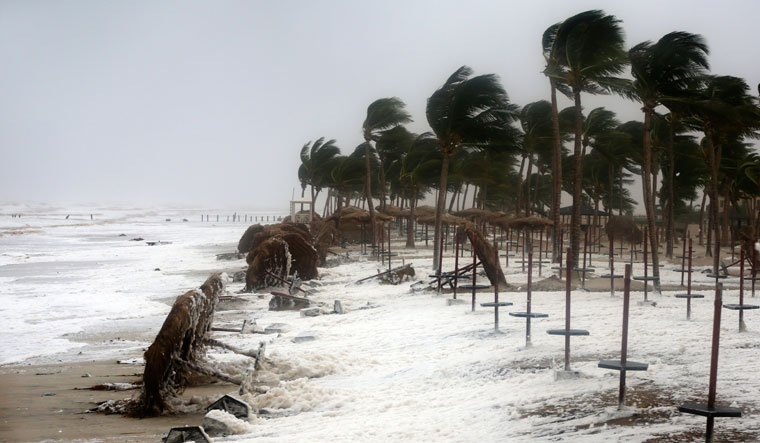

{"left": 544, "top": 10, "right": 629, "bottom": 265}
{"left": 426, "top": 66, "right": 520, "bottom": 270}
{"left": 630, "top": 31, "right": 709, "bottom": 288}
{"left": 362, "top": 98, "right": 412, "bottom": 247}
{"left": 298, "top": 137, "right": 340, "bottom": 218}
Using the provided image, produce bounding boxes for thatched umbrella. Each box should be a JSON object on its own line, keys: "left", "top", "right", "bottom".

{"left": 508, "top": 216, "right": 554, "bottom": 231}
{"left": 414, "top": 205, "right": 436, "bottom": 217}
{"left": 417, "top": 213, "right": 468, "bottom": 226}
{"left": 342, "top": 211, "right": 392, "bottom": 224}
{"left": 376, "top": 205, "right": 404, "bottom": 217}
{"left": 455, "top": 208, "right": 490, "bottom": 220}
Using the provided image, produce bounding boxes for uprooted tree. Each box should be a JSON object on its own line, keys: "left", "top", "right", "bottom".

{"left": 128, "top": 273, "right": 228, "bottom": 417}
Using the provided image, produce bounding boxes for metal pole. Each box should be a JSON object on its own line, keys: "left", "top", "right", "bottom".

{"left": 582, "top": 228, "right": 588, "bottom": 289}
{"left": 610, "top": 230, "right": 615, "bottom": 297}
{"left": 526, "top": 244, "right": 533, "bottom": 347}
{"left": 494, "top": 243, "right": 500, "bottom": 330}
{"left": 688, "top": 238, "right": 693, "bottom": 320}
{"left": 453, "top": 230, "right": 460, "bottom": 300}
{"left": 388, "top": 223, "right": 392, "bottom": 272}
{"left": 539, "top": 228, "right": 544, "bottom": 277}
{"left": 753, "top": 243, "right": 757, "bottom": 298}
{"left": 740, "top": 248, "right": 745, "bottom": 332}
{"left": 471, "top": 234, "right": 477, "bottom": 312}
{"left": 565, "top": 247, "right": 572, "bottom": 370}
{"left": 644, "top": 226, "right": 649, "bottom": 301}
{"left": 681, "top": 230, "right": 688, "bottom": 286}
{"left": 437, "top": 231, "right": 444, "bottom": 294}
{"left": 619, "top": 264, "right": 632, "bottom": 409}
{"left": 558, "top": 230, "right": 564, "bottom": 280}
{"left": 706, "top": 283, "right": 724, "bottom": 441}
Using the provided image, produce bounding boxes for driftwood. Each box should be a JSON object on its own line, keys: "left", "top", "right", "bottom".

{"left": 356, "top": 264, "right": 415, "bottom": 284}
{"left": 462, "top": 224, "right": 508, "bottom": 287}
{"left": 128, "top": 273, "right": 226, "bottom": 417}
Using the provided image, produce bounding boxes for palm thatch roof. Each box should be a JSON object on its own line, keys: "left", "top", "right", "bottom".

{"left": 417, "top": 213, "right": 468, "bottom": 226}
{"left": 342, "top": 211, "right": 393, "bottom": 224}
{"left": 507, "top": 216, "right": 554, "bottom": 231}
{"left": 455, "top": 208, "right": 490, "bottom": 219}
{"left": 414, "top": 205, "right": 436, "bottom": 216}
{"left": 375, "top": 205, "right": 404, "bottom": 217}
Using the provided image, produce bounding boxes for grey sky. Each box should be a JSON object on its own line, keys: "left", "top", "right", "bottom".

{"left": 1, "top": 0, "right": 758, "bottom": 211}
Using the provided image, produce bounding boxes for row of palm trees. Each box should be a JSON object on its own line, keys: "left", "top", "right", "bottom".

{"left": 298, "top": 9, "right": 760, "bottom": 279}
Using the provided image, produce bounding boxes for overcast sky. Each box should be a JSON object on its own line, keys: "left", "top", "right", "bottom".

{"left": 1, "top": 0, "right": 759, "bottom": 211}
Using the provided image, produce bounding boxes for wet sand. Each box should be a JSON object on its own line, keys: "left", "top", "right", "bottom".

{"left": 0, "top": 359, "right": 232, "bottom": 442}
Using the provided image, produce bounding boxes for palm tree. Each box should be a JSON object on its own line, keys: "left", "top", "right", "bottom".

{"left": 375, "top": 125, "right": 414, "bottom": 212}
{"left": 518, "top": 101, "right": 554, "bottom": 215}
{"left": 629, "top": 31, "right": 709, "bottom": 289}
{"left": 362, "top": 98, "right": 412, "bottom": 247}
{"left": 426, "top": 66, "right": 520, "bottom": 270}
{"left": 298, "top": 137, "right": 340, "bottom": 218}
{"left": 687, "top": 76, "right": 760, "bottom": 273}
{"left": 399, "top": 132, "right": 442, "bottom": 247}
{"left": 543, "top": 10, "right": 629, "bottom": 265}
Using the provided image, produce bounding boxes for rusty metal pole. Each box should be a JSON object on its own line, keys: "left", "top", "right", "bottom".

{"left": 740, "top": 248, "right": 745, "bottom": 332}
{"left": 453, "top": 230, "right": 460, "bottom": 300}
{"left": 526, "top": 244, "right": 533, "bottom": 347}
{"left": 539, "top": 228, "right": 544, "bottom": 277}
{"left": 688, "top": 238, "right": 694, "bottom": 319}
{"left": 644, "top": 226, "right": 649, "bottom": 301}
{"left": 753, "top": 244, "right": 757, "bottom": 298}
{"left": 558, "top": 230, "right": 564, "bottom": 280}
{"left": 619, "top": 264, "right": 632, "bottom": 409}
{"left": 610, "top": 230, "right": 615, "bottom": 297}
{"left": 380, "top": 223, "right": 385, "bottom": 265}
{"left": 706, "top": 284, "right": 724, "bottom": 441}
{"left": 565, "top": 248, "right": 572, "bottom": 371}
{"left": 494, "top": 244, "right": 500, "bottom": 330}
{"left": 437, "top": 232, "right": 444, "bottom": 294}
{"left": 582, "top": 228, "right": 588, "bottom": 289}
{"left": 388, "top": 223, "right": 392, "bottom": 272}
{"left": 681, "top": 231, "right": 688, "bottom": 286}
{"left": 471, "top": 234, "right": 477, "bottom": 312}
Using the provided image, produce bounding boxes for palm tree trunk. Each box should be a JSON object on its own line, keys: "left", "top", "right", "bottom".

{"left": 448, "top": 187, "right": 458, "bottom": 212}
{"left": 526, "top": 154, "right": 534, "bottom": 215}
{"left": 550, "top": 78, "right": 563, "bottom": 263}
{"left": 666, "top": 117, "right": 676, "bottom": 257}
{"left": 516, "top": 154, "right": 526, "bottom": 215}
{"left": 433, "top": 153, "right": 450, "bottom": 270}
{"left": 619, "top": 170, "right": 624, "bottom": 216}
{"left": 406, "top": 190, "right": 416, "bottom": 248}
{"left": 364, "top": 141, "right": 377, "bottom": 247}
{"left": 378, "top": 157, "right": 387, "bottom": 212}
{"left": 310, "top": 185, "right": 316, "bottom": 220}
{"left": 608, "top": 163, "right": 615, "bottom": 216}
{"left": 706, "top": 129, "right": 720, "bottom": 273}
{"left": 570, "top": 89, "right": 584, "bottom": 264}
{"left": 698, "top": 190, "right": 706, "bottom": 245}
{"left": 461, "top": 184, "right": 469, "bottom": 212}
{"left": 642, "top": 107, "right": 661, "bottom": 291}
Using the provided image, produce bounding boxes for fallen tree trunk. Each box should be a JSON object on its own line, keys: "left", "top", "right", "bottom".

{"left": 462, "top": 224, "right": 508, "bottom": 287}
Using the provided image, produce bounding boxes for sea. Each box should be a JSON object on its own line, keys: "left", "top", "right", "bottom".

{"left": 0, "top": 203, "right": 283, "bottom": 366}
